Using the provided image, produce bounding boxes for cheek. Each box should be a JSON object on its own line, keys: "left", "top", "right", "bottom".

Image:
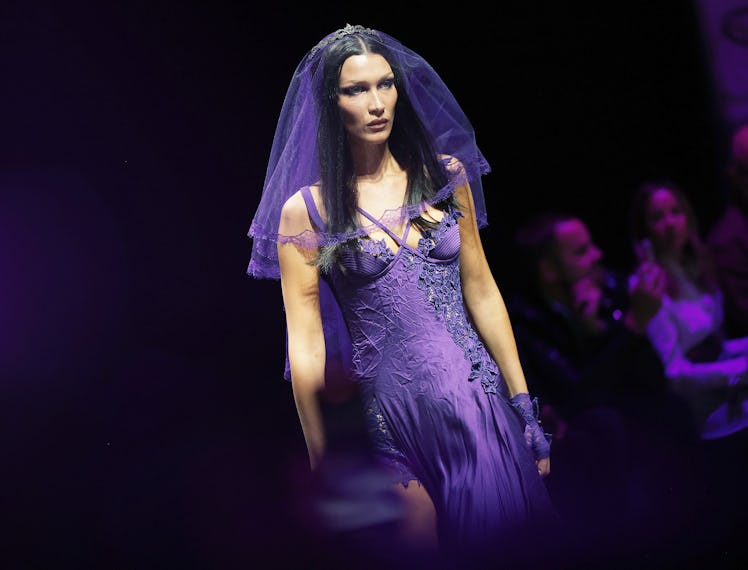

{"left": 647, "top": 221, "right": 664, "bottom": 238}
{"left": 338, "top": 105, "right": 358, "bottom": 125}
{"left": 564, "top": 260, "right": 585, "bottom": 281}
{"left": 338, "top": 99, "right": 365, "bottom": 126}
{"left": 675, "top": 215, "right": 688, "bottom": 233}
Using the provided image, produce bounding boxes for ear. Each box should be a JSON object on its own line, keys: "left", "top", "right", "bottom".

{"left": 538, "top": 257, "right": 557, "bottom": 283}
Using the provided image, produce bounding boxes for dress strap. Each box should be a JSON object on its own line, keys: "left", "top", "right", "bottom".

{"left": 300, "top": 186, "right": 327, "bottom": 231}
{"left": 357, "top": 206, "right": 411, "bottom": 247}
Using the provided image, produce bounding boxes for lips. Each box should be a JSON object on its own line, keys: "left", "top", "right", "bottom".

{"left": 367, "top": 119, "right": 388, "bottom": 127}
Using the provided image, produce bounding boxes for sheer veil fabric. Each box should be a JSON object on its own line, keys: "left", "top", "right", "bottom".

{"left": 246, "top": 25, "right": 491, "bottom": 281}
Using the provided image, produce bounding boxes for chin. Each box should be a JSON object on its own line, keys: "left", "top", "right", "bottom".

{"left": 361, "top": 132, "right": 391, "bottom": 145}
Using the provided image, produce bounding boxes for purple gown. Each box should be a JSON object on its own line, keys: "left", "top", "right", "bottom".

{"left": 300, "top": 187, "right": 554, "bottom": 553}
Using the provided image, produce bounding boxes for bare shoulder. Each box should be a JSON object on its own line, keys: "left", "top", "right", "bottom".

{"left": 280, "top": 189, "right": 307, "bottom": 221}
{"left": 279, "top": 185, "right": 327, "bottom": 237}
{"left": 279, "top": 187, "right": 315, "bottom": 235}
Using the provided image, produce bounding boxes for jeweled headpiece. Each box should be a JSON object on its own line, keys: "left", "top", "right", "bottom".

{"left": 308, "top": 23, "right": 378, "bottom": 59}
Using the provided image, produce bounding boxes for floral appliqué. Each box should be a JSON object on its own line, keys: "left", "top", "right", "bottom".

{"left": 357, "top": 237, "right": 396, "bottom": 263}
{"left": 413, "top": 210, "right": 500, "bottom": 394}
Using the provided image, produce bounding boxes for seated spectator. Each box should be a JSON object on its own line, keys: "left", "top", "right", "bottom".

{"left": 507, "top": 212, "right": 699, "bottom": 556}
{"left": 629, "top": 180, "right": 748, "bottom": 440}
{"left": 630, "top": 179, "right": 748, "bottom": 556}
{"left": 708, "top": 123, "right": 748, "bottom": 339}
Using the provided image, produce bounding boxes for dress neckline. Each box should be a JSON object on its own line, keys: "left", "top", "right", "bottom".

{"left": 356, "top": 205, "right": 415, "bottom": 258}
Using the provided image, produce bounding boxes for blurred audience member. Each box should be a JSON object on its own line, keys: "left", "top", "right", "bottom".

{"left": 507, "top": 212, "right": 698, "bottom": 556}
{"left": 630, "top": 179, "right": 748, "bottom": 554}
{"left": 708, "top": 123, "right": 748, "bottom": 339}
{"left": 629, "top": 180, "right": 748, "bottom": 441}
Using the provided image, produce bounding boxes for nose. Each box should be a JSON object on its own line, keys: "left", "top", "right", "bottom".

{"left": 591, "top": 244, "right": 603, "bottom": 263}
{"left": 369, "top": 90, "right": 385, "bottom": 115}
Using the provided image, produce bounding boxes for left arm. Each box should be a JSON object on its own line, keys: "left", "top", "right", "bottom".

{"left": 455, "top": 182, "right": 550, "bottom": 474}
{"left": 455, "top": 183, "right": 529, "bottom": 397}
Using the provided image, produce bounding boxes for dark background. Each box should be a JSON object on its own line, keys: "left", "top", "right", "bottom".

{"left": 1, "top": 1, "right": 736, "bottom": 567}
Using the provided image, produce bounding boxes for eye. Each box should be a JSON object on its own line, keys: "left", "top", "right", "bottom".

{"left": 379, "top": 78, "right": 395, "bottom": 89}
{"left": 341, "top": 85, "right": 365, "bottom": 96}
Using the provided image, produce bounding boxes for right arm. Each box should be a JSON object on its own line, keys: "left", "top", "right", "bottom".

{"left": 645, "top": 301, "right": 748, "bottom": 393}
{"left": 278, "top": 191, "right": 327, "bottom": 470}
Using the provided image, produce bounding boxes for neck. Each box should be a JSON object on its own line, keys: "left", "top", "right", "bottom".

{"left": 349, "top": 141, "right": 394, "bottom": 180}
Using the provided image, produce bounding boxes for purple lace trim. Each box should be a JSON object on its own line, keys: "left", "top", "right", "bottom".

{"left": 365, "top": 396, "right": 418, "bottom": 486}
{"left": 510, "top": 393, "right": 552, "bottom": 460}
{"left": 247, "top": 159, "right": 491, "bottom": 280}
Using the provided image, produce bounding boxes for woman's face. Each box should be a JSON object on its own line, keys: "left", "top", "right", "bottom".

{"left": 337, "top": 53, "right": 397, "bottom": 144}
{"left": 644, "top": 187, "right": 689, "bottom": 257}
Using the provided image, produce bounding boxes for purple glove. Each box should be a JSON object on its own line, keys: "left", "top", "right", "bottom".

{"left": 510, "top": 392, "right": 552, "bottom": 460}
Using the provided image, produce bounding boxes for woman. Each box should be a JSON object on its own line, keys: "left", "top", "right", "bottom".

{"left": 628, "top": 180, "right": 748, "bottom": 440}
{"left": 247, "top": 25, "right": 554, "bottom": 561}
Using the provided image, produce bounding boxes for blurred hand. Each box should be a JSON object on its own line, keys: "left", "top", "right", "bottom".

{"left": 570, "top": 276, "right": 605, "bottom": 333}
{"left": 725, "top": 355, "right": 748, "bottom": 387}
{"left": 626, "top": 261, "right": 666, "bottom": 333}
{"left": 536, "top": 457, "right": 551, "bottom": 478}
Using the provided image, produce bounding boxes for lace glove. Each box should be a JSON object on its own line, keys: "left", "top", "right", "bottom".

{"left": 510, "top": 392, "right": 552, "bottom": 460}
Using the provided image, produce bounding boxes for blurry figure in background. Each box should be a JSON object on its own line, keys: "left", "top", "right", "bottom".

{"left": 508, "top": 211, "right": 700, "bottom": 559}
{"left": 629, "top": 180, "right": 748, "bottom": 441}
{"left": 629, "top": 179, "right": 748, "bottom": 556}
{"left": 708, "top": 123, "right": 748, "bottom": 339}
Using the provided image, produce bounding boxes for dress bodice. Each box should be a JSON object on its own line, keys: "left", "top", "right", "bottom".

{"left": 294, "top": 186, "right": 554, "bottom": 548}
{"left": 336, "top": 204, "right": 461, "bottom": 281}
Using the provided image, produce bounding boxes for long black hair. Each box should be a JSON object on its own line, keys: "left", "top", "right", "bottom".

{"left": 314, "top": 32, "right": 455, "bottom": 268}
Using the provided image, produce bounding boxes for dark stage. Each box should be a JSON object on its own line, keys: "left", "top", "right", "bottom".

{"left": 3, "top": 1, "right": 746, "bottom": 568}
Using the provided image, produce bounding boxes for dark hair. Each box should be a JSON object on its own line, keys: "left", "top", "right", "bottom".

{"left": 513, "top": 211, "right": 576, "bottom": 287}
{"left": 314, "top": 32, "right": 453, "bottom": 269}
{"left": 628, "top": 179, "right": 718, "bottom": 296}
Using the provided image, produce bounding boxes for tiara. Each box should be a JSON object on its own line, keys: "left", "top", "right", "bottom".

{"left": 308, "top": 24, "right": 377, "bottom": 59}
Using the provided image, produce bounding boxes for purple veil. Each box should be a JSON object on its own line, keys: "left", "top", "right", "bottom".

{"left": 246, "top": 24, "right": 491, "bottom": 381}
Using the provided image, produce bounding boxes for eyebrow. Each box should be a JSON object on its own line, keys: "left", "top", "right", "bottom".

{"left": 339, "top": 73, "right": 394, "bottom": 86}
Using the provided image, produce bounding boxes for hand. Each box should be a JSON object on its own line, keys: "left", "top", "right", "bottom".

{"left": 634, "top": 238, "right": 656, "bottom": 264}
{"left": 536, "top": 457, "right": 551, "bottom": 478}
{"left": 510, "top": 393, "right": 551, "bottom": 462}
{"left": 625, "top": 261, "right": 666, "bottom": 333}
{"left": 725, "top": 355, "right": 748, "bottom": 388}
{"left": 570, "top": 277, "right": 605, "bottom": 333}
